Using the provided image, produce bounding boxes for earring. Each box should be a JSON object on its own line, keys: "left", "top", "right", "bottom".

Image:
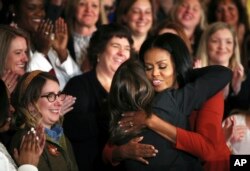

{"left": 10, "top": 13, "right": 17, "bottom": 28}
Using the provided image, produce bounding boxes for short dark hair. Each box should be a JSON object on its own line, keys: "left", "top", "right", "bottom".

{"left": 87, "top": 23, "right": 134, "bottom": 68}
{"left": 109, "top": 59, "right": 154, "bottom": 144}
{"left": 139, "top": 33, "right": 193, "bottom": 88}
{"left": 0, "top": 79, "right": 9, "bottom": 128}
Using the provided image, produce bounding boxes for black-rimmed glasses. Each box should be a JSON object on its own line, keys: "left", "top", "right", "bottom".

{"left": 40, "top": 92, "right": 66, "bottom": 102}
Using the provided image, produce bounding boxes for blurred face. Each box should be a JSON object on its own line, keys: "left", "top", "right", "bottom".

{"left": 37, "top": 80, "right": 62, "bottom": 128}
{"left": 144, "top": 48, "right": 175, "bottom": 92}
{"left": 98, "top": 36, "right": 131, "bottom": 73}
{"left": 75, "top": 0, "right": 100, "bottom": 27}
{"left": 16, "top": 0, "right": 45, "bottom": 32}
{"left": 124, "top": 0, "right": 153, "bottom": 36}
{"left": 215, "top": 2, "right": 239, "bottom": 26}
{"left": 5, "top": 36, "right": 29, "bottom": 76}
{"left": 176, "top": 0, "right": 202, "bottom": 29}
{"left": 207, "top": 28, "right": 234, "bottom": 67}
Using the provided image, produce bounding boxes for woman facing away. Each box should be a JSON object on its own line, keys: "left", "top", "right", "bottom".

{"left": 107, "top": 33, "right": 232, "bottom": 171}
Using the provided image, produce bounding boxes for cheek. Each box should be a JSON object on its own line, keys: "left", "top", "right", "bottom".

{"left": 37, "top": 100, "right": 50, "bottom": 112}
{"left": 128, "top": 13, "right": 139, "bottom": 23}
{"left": 5, "top": 55, "right": 15, "bottom": 68}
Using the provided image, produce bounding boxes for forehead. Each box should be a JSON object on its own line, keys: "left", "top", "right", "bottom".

{"left": 9, "top": 36, "right": 27, "bottom": 47}
{"left": 144, "top": 48, "right": 172, "bottom": 62}
{"left": 78, "top": 0, "right": 99, "bottom": 3}
{"left": 210, "top": 28, "right": 233, "bottom": 38}
{"left": 131, "top": 0, "right": 152, "bottom": 8}
{"left": 217, "top": 1, "right": 237, "bottom": 7}
{"left": 40, "top": 79, "right": 60, "bottom": 93}
{"left": 108, "top": 36, "right": 130, "bottom": 45}
{"left": 20, "top": 0, "right": 44, "bottom": 5}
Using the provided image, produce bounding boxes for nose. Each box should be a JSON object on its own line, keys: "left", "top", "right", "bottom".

{"left": 54, "top": 98, "right": 63, "bottom": 107}
{"left": 139, "top": 11, "right": 146, "bottom": 20}
{"left": 184, "top": 5, "right": 191, "bottom": 13}
{"left": 85, "top": 3, "right": 91, "bottom": 12}
{"left": 22, "top": 53, "right": 29, "bottom": 62}
{"left": 152, "top": 67, "right": 160, "bottom": 77}
{"left": 34, "top": 8, "right": 45, "bottom": 18}
{"left": 218, "top": 41, "right": 225, "bottom": 49}
{"left": 117, "top": 47, "right": 128, "bottom": 57}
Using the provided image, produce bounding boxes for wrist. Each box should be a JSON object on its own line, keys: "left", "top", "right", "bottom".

{"left": 146, "top": 113, "right": 157, "bottom": 129}
{"left": 56, "top": 49, "right": 68, "bottom": 63}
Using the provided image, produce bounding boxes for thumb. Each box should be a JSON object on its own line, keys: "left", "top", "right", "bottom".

{"left": 131, "top": 136, "right": 144, "bottom": 143}
{"left": 13, "top": 148, "right": 19, "bottom": 162}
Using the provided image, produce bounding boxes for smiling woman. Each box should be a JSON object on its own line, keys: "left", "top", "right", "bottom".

{"left": 0, "top": 25, "right": 30, "bottom": 93}
{"left": 63, "top": 23, "right": 133, "bottom": 171}
{"left": 115, "top": 0, "right": 155, "bottom": 53}
{"left": 10, "top": 71, "right": 78, "bottom": 171}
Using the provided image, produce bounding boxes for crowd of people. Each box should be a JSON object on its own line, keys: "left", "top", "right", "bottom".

{"left": 0, "top": 0, "right": 250, "bottom": 171}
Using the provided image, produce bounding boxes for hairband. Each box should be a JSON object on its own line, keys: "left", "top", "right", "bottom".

{"left": 21, "top": 70, "right": 42, "bottom": 95}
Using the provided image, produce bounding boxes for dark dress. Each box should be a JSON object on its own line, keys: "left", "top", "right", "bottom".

{"left": 63, "top": 69, "right": 122, "bottom": 171}
{"left": 123, "top": 65, "right": 232, "bottom": 171}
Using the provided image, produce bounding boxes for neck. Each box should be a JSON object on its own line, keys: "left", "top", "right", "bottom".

{"left": 96, "top": 65, "right": 114, "bottom": 92}
{"left": 132, "top": 34, "right": 147, "bottom": 52}
{"left": 74, "top": 24, "right": 97, "bottom": 36}
{"left": 210, "top": 61, "right": 229, "bottom": 68}
{"left": 183, "top": 27, "right": 196, "bottom": 40}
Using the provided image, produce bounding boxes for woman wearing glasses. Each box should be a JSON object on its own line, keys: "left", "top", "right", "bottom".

{"left": 9, "top": 70, "right": 78, "bottom": 171}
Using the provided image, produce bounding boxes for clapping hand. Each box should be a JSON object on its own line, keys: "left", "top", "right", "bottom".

{"left": 60, "top": 95, "right": 76, "bottom": 116}
{"left": 13, "top": 125, "right": 46, "bottom": 166}
{"left": 231, "top": 64, "right": 244, "bottom": 95}
{"left": 33, "top": 19, "right": 54, "bottom": 55}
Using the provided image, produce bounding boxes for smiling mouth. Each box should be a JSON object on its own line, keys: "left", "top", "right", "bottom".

{"left": 152, "top": 80, "right": 161, "bottom": 86}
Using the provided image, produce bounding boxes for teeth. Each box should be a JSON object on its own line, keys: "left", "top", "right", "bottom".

{"left": 32, "top": 19, "right": 42, "bottom": 23}
{"left": 17, "top": 64, "right": 25, "bottom": 68}
{"left": 114, "top": 58, "right": 125, "bottom": 63}
{"left": 50, "top": 109, "right": 60, "bottom": 113}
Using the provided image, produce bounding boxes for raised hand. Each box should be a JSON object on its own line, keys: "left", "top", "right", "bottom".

{"left": 33, "top": 19, "right": 54, "bottom": 55}
{"left": 13, "top": 125, "right": 46, "bottom": 166}
{"left": 231, "top": 64, "right": 244, "bottom": 95}
{"left": 52, "top": 17, "right": 68, "bottom": 63}
{"left": 223, "top": 116, "right": 247, "bottom": 143}
{"left": 60, "top": 95, "right": 76, "bottom": 116}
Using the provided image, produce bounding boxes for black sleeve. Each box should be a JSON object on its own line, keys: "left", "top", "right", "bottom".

{"left": 177, "top": 65, "right": 232, "bottom": 114}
